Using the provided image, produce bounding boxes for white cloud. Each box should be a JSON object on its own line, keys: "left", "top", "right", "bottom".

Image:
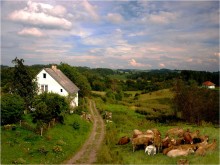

{"left": 129, "top": 59, "right": 151, "bottom": 68}
{"left": 8, "top": 1, "right": 72, "bottom": 30}
{"left": 142, "top": 11, "right": 177, "bottom": 24}
{"left": 106, "top": 13, "right": 124, "bottom": 24}
{"left": 214, "top": 52, "right": 220, "bottom": 57}
{"left": 81, "top": 0, "right": 99, "bottom": 21}
{"left": 159, "top": 63, "right": 165, "bottom": 67}
{"left": 18, "top": 28, "right": 44, "bottom": 37}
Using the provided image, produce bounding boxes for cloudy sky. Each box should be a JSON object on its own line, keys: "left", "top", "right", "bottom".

{"left": 1, "top": 0, "right": 219, "bottom": 71}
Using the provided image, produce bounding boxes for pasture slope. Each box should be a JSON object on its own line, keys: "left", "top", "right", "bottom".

{"left": 94, "top": 89, "right": 219, "bottom": 164}
{"left": 64, "top": 100, "right": 105, "bottom": 164}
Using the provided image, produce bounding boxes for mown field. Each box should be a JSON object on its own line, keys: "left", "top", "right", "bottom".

{"left": 1, "top": 114, "right": 92, "bottom": 164}
{"left": 94, "top": 89, "right": 220, "bottom": 164}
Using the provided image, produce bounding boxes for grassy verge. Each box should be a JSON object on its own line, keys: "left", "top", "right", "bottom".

{"left": 1, "top": 114, "right": 92, "bottom": 164}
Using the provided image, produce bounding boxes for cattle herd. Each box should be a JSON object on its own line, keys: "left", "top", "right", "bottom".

{"left": 117, "top": 127, "right": 217, "bottom": 159}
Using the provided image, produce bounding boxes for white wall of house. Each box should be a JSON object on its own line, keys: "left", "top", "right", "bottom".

{"left": 36, "top": 69, "right": 79, "bottom": 107}
{"left": 208, "top": 85, "right": 215, "bottom": 89}
{"left": 36, "top": 69, "right": 69, "bottom": 96}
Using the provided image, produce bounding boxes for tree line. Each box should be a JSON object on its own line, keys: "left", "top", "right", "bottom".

{"left": 1, "top": 59, "right": 219, "bottom": 126}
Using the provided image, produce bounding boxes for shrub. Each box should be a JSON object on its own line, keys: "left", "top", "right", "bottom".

{"left": 1, "top": 94, "right": 25, "bottom": 125}
{"left": 53, "top": 145, "right": 62, "bottom": 152}
{"left": 72, "top": 121, "right": 80, "bottom": 130}
{"left": 32, "top": 93, "right": 69, "bottom": 125}
{"left": 38, "top": 146, "right": 49, "bottom": 155}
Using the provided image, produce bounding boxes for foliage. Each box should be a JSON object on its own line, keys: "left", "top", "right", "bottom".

{"left": 73, "top": 97, "right": 88, "bottom": 115}
{"left": 172, "top": 79, "right": 219, "bottom": 125}
{"left": 32, "top": 93, "right": 69, "bottom": 124}
{"left": 71, "top": 121, "right": 80, "bottom": 130}
{"left": 11, "top": 57, "right": 38, "bottom": 109}
{"left": 181, "top": 70, "right": 219, "bottom": 86}
{"left": 58, "top": 63, "right": 91, "bottom": 97}
{"left": 1, "top": 93, "right": 25, "bottom": 125}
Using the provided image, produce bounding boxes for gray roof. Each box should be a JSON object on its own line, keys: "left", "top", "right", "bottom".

{"left": 44, "top": 68, "right": 79, "bottom": 94}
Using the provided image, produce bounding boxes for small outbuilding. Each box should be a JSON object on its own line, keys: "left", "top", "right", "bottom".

{"left": 35, "top": 65, "right": 79, "bottom": 107}
{"left": 202, "top": 81, "right": 215, "bottom": 89}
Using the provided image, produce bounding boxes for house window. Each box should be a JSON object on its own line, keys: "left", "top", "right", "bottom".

{"left": 41, "top": 85, "right": 48, "bottom": 92}
{"left": 41, "top": 85, "right": 44, "bottom": 92}
{"left": 43, "top": 73, "right": 46, "bottom": 78}
{"left": 60, "top": 89, "right": 63, "bottom": 92}
{"left": 45, "top": 85, "right": 48, "bottom": 92}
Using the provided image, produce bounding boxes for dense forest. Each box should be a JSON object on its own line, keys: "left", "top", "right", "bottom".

{"left": 1, "top": 64, "right": 219, "bottom": 93}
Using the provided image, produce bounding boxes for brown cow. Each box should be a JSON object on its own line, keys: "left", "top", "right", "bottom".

{"left": 166, "top": 127, "right": 184, "bottom": 137}
{"left": 195, "top": 146, "right": 206, "bottom": 156}
{"left": 132, "top": 137, "right": 153, "bottom": 152}
{"left": 117, "top": 136, "right": 130, "bottom": 145}
{"left": 133, "top": 129, "right": 143, "bottom": 138}
{"left": 183, "top": 130, "right": 193, "bottom": 144}
{"left": 167, "top": 148, "right": 194, "bottom": 157}
{"left": 205, "top": 139, "right": 217, "bottom": 151}
{"left": 162, "top": 135, "right": 172, "bottom": 149}
{"left": 163, "top": 145, "right": 178, "bottom": 155}
{"left": 190, "top": 130, "right": 200, "bottom": 139}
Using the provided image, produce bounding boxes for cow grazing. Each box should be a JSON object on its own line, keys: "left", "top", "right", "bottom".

{"left": 132, "top": 137, "right": 153, "bottom": 152}
{"left": 117, "top": 136, "right": 130, "bottom": 145}
{"left": 167, "top": 148, "right": 194, "bottom": 158}
{"left": 145, "top": 145, "right": 157, "bottom": 156}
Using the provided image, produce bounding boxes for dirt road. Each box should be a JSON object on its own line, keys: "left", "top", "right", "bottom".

{"left": 64, "top": 100, "right": 105, "bottom": 164}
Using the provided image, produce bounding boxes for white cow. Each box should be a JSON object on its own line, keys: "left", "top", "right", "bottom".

{"left": 145, "top": 145, "right": 157, "bottom": 156}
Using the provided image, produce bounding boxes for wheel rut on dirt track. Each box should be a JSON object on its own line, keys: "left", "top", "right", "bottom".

{"left": 65, "top": 100, "right": 105, "bottom": 164}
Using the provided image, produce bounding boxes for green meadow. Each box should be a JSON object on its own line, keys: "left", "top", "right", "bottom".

{"left": 94, "top": 89, "right": 219, "bottom": 164}
{"left": 1, "top": 114, "right": 92, "bottom": 164}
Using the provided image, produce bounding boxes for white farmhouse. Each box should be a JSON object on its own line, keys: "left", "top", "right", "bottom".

{"left": 35, "top": 65, "right": 79, "bottom": 107}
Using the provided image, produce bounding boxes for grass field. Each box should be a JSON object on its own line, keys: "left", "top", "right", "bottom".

{"left": 1, "top": 114, "right": 92, "bottom": 164}
{"left": 94, "top": 89, "right": 220, "bottom": 164}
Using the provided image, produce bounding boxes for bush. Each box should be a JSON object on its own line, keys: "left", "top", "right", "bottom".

{"left": 72, "top": 121, "right": 80, "bottom": 130}
{"left": 53, "top": 145, "right": 62, "bottom": 152}
{"left": 32, "top": 93, "right": 69, "bottom": 124}
{"left": 1, "top": 94, "right": 25, "bottom": 125}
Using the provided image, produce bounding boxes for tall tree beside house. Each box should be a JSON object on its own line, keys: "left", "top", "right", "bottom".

{"left": 1, "top": 93, "right": 25, "bottom": 125}
{"left": 11, "top": 57, "right": 38, "bottom": 109}
{"left": 58, "top": 63, "right": 91, "bottom": 97}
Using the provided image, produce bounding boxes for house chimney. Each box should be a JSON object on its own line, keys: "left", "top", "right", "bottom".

{"left": 52, "top": 65, "right": 57, "bottom": 70}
